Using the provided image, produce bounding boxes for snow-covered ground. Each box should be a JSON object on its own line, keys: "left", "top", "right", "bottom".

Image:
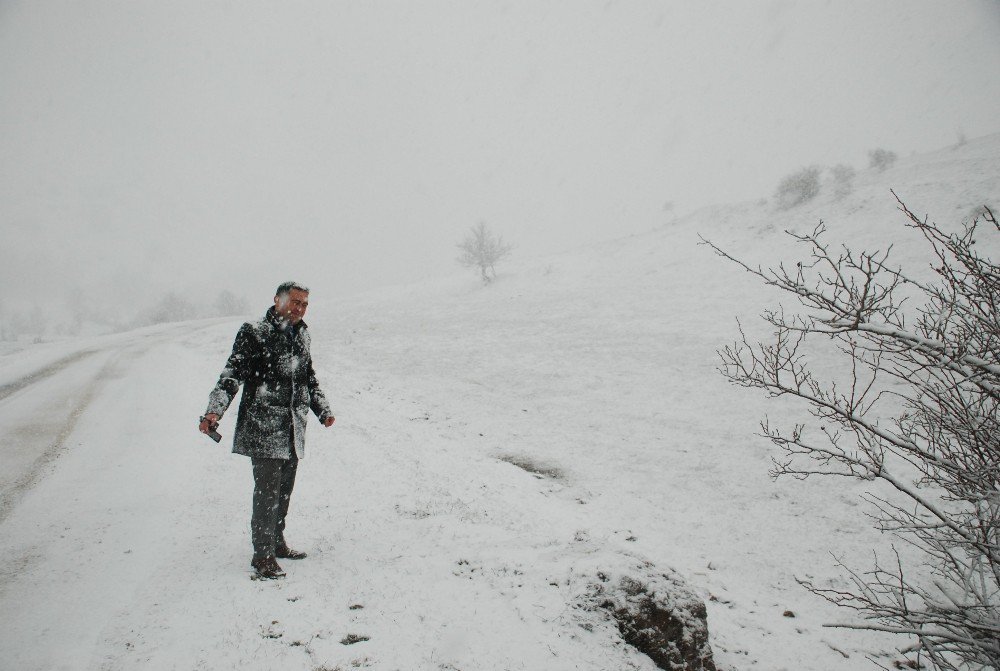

{"left": 1, "top": 135, "right": 997, "bottom": 670}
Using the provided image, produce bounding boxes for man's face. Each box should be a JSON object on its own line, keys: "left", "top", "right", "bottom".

{"left": 274, "top": 289, "right": 309, "bottom": 325}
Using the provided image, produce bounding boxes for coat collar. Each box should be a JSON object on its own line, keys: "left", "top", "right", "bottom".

{"left": 264, "top": 306, "right": 307, "bottom": 335}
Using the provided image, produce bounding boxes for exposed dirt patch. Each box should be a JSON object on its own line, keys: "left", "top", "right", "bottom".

{"left": 603, "top": 577, "right": 717, "bottom": 671}
{"left": 576, "top": 557, "right": 717, "bottom": 671}
{"left": 498, "top": 454, "right": 564, "bottom": 480}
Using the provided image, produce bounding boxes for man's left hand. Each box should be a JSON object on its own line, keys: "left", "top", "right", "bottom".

{"left": 323, "top": 416, "right": 335, "bottom": 428}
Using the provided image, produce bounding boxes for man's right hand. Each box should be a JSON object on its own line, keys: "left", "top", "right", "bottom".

{"left": 199, "top": 413, "right": 220, "bottom": 434}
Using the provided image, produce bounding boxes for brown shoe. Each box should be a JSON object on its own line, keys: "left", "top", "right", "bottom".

{"left": 275, "top": 545, "right": 307, "bottom": 560}
{"left": 251, "top": 556, "right": 286, "bottom": 579}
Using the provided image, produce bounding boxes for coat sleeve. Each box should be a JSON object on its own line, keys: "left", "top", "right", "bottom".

{"left": 307, "top": 356, "right": 333, "bottom": 422}
{"left": 205, "top": 323, "right": 258, "bottom": 417}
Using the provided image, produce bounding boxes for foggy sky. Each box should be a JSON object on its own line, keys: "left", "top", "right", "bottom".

{"left": 2, "top": 1, "right": 999, "bottom": 327}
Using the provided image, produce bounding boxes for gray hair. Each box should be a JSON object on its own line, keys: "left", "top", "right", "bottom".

{"left": 275, "top": 281, "right": 309, "bottom": 297}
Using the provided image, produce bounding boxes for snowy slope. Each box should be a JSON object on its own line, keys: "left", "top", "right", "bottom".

{"left": 0, "top": 135, "right": 997, "bottom": 670}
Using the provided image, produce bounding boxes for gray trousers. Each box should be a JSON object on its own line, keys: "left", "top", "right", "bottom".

{"left": 250, "top": 455, "right": 298, "bottom": 560}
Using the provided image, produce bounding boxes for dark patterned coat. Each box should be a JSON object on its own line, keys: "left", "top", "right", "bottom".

{"left": 205, "top": 307, "right": 333, "bottom": 459}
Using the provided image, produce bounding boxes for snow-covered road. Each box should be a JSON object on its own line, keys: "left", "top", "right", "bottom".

{"left": 0, "top": 322, "right": 249, "bottom": 669}
{"left": 0, "top": 324, "right": 220, "bottom": 522}
{"left": 0, "top": 346, "right": 106, "bottom": 521}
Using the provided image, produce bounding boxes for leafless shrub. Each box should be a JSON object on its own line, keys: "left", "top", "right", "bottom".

{"left": 775, "top": 167, "right": 822, "bottom": 210}
{"left": 702, "top": 195, "right": 1000, "bottom": 670}
{"left": 869, "top": 148, "right": 898, "bottom": 172}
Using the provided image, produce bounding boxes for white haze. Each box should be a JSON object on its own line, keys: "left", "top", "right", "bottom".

{"left": 1, "top": 1, "right": 998, "bottom": 331}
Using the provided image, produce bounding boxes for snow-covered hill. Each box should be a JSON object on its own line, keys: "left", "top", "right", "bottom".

{"left": 0, "top": 134, "right": 997, "bottom": 670}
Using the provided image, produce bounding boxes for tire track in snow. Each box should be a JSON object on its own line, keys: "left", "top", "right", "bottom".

{"left": 0, "top": 350, "right": 130, "bottom": 523}
{"left": 0, "top": 322, "right": 228, "bottom": 523}
{"left": 0, "top": 348, "right": 100, "bottom": 402}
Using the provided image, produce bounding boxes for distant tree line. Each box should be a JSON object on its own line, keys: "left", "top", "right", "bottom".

{"left": 140, "top": 289, "right": 249, "bottom": 326}
{"left": 0, "top": 289, "right": 250, "bottom": 343}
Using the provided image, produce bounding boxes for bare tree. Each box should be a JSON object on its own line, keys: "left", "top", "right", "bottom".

{"left": 869, "top": 148, "right": 898, "bottom": 172}
{"left": 457, "top": 221, "right": 512, "bottom": 283}
{"left": 702, "top": 194, "right": 999, "bottom": 670}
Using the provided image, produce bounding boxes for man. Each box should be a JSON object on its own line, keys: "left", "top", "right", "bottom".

{"left": 199, "top": 281, "right": 335, "bottom": 579}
